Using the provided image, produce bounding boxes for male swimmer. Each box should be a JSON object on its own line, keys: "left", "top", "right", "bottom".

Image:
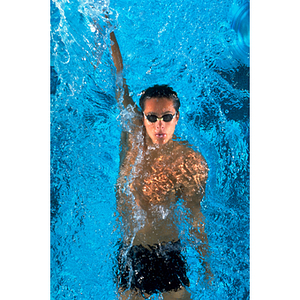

{"left": 109, "top": 29, "right": 212, "bottom": 300}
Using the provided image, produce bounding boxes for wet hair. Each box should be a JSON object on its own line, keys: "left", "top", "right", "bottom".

{"left": 139, "top": 84, "right": 180, "bottom": 113}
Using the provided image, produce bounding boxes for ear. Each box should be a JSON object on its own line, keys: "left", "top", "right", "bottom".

{"left": 142, "top": 112, "right": 146, "bottom": 126}
{"left": 175, "top": 111, "right": 180, "bottom": 124}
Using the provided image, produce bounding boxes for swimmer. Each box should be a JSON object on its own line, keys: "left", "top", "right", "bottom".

{"left": 109, "top": 30, "right": 212, "bottom": 299}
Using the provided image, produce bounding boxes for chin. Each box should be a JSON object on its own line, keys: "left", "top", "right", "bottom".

{"left": 153, "top": 137, "right": 170, "bottom": 145}
{"left": 148, "top": 133, "right": 172, "bottom": 145}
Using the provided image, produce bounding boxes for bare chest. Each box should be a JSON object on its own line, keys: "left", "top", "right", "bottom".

{"left": 128, "top": 153, "right": 185, "bottom": 207}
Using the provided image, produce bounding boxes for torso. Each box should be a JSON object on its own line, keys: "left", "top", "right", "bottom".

{"left": 116, "top": 118, "right": 207, "bottom": 247}
{"left": 131, "top": 142, "right": 183, "bottom": 246}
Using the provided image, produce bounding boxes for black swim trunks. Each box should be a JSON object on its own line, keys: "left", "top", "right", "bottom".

{"left": 116, "top": 240, "right": 190, "bottom": 295}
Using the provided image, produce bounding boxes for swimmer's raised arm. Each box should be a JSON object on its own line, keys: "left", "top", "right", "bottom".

{"left": 110, "top": 31, "right": 123, "bottom": 74}
{"left": 109, "top": 28, "right": 143, "bottom": 162}
{"left": 110, "top": 31, "right": 137, "bottom": 110}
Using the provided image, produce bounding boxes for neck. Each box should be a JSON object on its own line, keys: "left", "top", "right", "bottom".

{"left": 145, "top": 135, "right": 175, "bottom": 153}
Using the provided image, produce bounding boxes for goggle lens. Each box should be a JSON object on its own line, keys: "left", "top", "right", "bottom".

{"left": 145, "top": 113, "right": 176, "bottom": 123}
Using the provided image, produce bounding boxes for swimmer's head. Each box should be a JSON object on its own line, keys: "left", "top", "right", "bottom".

{"left": 140, "top": 85, "right": 180, "bottom": 145}
{"left": 139, "top": 85, "right": 180, "bottom": 113}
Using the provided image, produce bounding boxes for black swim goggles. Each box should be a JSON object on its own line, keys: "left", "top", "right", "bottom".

{"left": 144, "top": 113, "right": 177, "bottom": 123}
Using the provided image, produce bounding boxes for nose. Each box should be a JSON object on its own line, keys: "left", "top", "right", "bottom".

{"left": 155, "top": 119, "right": 164, "bottom": 129}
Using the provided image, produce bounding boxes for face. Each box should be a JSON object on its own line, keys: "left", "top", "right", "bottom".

{"left": 143, "top": 97, "right": 179, "bottom": 145}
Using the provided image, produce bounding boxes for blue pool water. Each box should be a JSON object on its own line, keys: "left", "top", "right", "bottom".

{"left": 51, "top": 0, "right": 249, "bottom": 299}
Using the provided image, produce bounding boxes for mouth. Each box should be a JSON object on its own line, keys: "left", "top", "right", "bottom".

{"left": 155, "top": 133, "right": 166, "bottom": 139}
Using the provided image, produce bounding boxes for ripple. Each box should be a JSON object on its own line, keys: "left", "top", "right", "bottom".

{"left": 231, "top": 1, "right": 250, "bottom": 66}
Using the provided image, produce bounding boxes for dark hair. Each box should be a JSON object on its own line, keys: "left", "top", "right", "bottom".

{"left": 139, "top": 84, "right": 180, "bottom": 112}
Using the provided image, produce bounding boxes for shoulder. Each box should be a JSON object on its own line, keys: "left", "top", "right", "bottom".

{"left": 184, "top": 147, "right": 206, "bottom": 164}
{"left": 184, "top": 148, "right": 208, "bottom": 178}
{"left": 175, "top": 143, "right": 208, "bottom": 174}
{"left": 173, "top": 145, "right": 208, "bottom": 198}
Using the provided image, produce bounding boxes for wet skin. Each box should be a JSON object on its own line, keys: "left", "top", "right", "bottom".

{"left": 107, "top": 29, "right": 212, "bottom": 299}
{"left": 116, "top": 97, "right": 210, "bottom": 299}
{"left": 142, "top": 97, "right": 179, "bottom": 145}
{"left": 117, "top": 97, "right": 208, "bottom": 246}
